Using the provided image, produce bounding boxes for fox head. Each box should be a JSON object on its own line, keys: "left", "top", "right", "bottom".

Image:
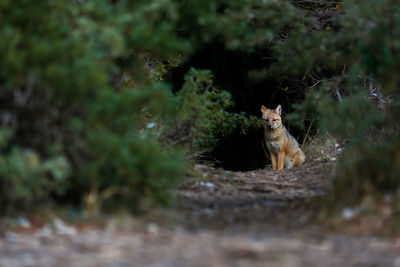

{"left": 261, "top": 104, "right": 282, "bottom": 130}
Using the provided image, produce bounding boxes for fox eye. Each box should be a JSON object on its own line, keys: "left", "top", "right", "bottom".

{"left": 273, "top": 119, "right": 279, "bottom": 121}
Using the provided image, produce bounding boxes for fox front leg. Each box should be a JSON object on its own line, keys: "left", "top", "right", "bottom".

{"left": 270, "top": 152, "right": 277, "bottom": 170}
{"left": 277, "top": 151, "right": 285, "bottom": 170}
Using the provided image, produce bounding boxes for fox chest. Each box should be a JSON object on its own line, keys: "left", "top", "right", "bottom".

{"left": 266, "top": 140, "right": 282, "bottom": 153}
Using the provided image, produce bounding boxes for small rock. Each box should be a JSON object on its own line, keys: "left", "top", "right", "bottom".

{"left": 383, "top": 194, "right": 393, "bottom": 203}
{"left": 17, "top": 217, "right": 31, "bottom": 228}
{"left": 342, "top": 208, "right": 355, "bottom": 219}
{"left": 53, "top": 218, "right": 77, "bottom": 235}
{"left": 198, "top": 181, "right": 213, "bottom": 188}
{"left": 35, "top": 225, "right": 54, "bottom": 245}
{"left": 4, "top": 231, "right": 20, "bottom": 242}
{"left": 146, "top": 122, "right": 156, "bottom": 129}
{"left": 36, "top": 224, "right": 53, "bottom": 237}
{"left": 146, "top": 223, "right": 159, "bottom": 234}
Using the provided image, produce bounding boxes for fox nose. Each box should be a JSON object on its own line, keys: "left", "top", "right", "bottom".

{"left": 264, "top": 121, "right": 273, "bottom": 129}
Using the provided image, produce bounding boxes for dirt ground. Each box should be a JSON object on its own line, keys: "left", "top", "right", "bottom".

{"left": 1, "top": 157, "right": 400, "bottom": 267}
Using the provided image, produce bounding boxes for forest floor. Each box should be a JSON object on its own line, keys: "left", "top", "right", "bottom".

{"left": 1, "top": 156, "right": 400, "bottom": 266}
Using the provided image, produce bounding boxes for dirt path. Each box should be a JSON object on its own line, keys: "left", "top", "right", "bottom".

{"left": 1, "top": 159, "right": 400, "bottom": 267}
{"left": 171, "top": 159, "right": 331, "bottom": 231}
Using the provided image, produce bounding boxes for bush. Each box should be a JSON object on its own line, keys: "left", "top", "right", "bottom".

{"left": 163, "top": 68, "right": 262, "bottom": 157}
{"left": 2, "top": 0, "right": 399, "bottom": 217}
{"left": 0, "top": 0, "right": 188, "bottom": 214}
{"left": 0, "top": 128, "right": 70, "bottom": 213}
{"left": 2, "top": 0, "right": 298, "bottom": 214}
{"left": 333, "top": 139, "right": 400, "bottom": 205}
{"left": 272, "top": 0, "right": 400, "bottom": 212}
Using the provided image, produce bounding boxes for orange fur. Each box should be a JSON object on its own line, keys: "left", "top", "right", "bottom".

{"left": 261, "top": 105, "right": 305, "bottom": 170}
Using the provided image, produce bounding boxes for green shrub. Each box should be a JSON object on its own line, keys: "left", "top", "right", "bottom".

{"left": 0, "top": 128, "right": 70, "bottom": 213}
{"left": 318, "top": 0, "right": 400, "bottom": 211}
{"left": 163, "top": 68, "right": 262, "bottom": 156}
{"left": 1, "top": 0, "right": 294, "bottom": 214}
{"left": 3, "top": 0, "right": 400, "bottom": 217}
{"left": 333, "top": 139, "right": 400, "bottom": 205}
{"left": 272, "top": 0, "right": 400, "bottom": 213}
{"left": 0, "top": 0, "right": 188, "bottom": 214}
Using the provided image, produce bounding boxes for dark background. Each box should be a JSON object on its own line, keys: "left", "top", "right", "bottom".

{"left": 169, "top": 41, "right": 305, "bottom": 171}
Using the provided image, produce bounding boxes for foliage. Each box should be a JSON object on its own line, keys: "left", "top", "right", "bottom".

{"left": 272, "top": 0, "right": 400, "bottom": 212}
{"left": 163, "top": 69, "right": 262, "bottom": 156}
{"left": 0, "top": 0, "right": 285, "bottom": 214}
{"left": 2, "top": 0, "right": 400, "bottom": 217}
{"left": 0, "top": 128, "right": 70, "bottom": 213}
{"left": 327, "top": 0, "right": 400, "bottom": 211}
{"left": 334, "top": 139, "right": 400, "bottom": 205}
{"left": 0, "top": 0, "right": 189, "bottom": 214}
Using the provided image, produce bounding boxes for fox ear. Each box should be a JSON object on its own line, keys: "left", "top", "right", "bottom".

{"left": 261, "top": 105, "right": 268, "bottom": 112}
{"left": 274, "top": 105, "right": 282, "bottom": 115}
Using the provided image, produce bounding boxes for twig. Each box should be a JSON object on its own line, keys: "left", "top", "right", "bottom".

{"left": 310, "top": 80, "right": 321, "bottom": 88}
{"left": 301, "top": 118, "right": 314, "bottom": 149}
{"left": 335, "top": 88, "right": 342, "bottom": 102}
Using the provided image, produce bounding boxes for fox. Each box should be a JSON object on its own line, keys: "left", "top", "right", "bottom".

{"left": 261, "top": 104, "right": 305, "bottom": 170}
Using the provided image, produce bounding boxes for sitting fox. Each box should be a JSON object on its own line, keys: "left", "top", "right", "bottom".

{"left": 261, "top": 105, "right": 305, "bottom": 170}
